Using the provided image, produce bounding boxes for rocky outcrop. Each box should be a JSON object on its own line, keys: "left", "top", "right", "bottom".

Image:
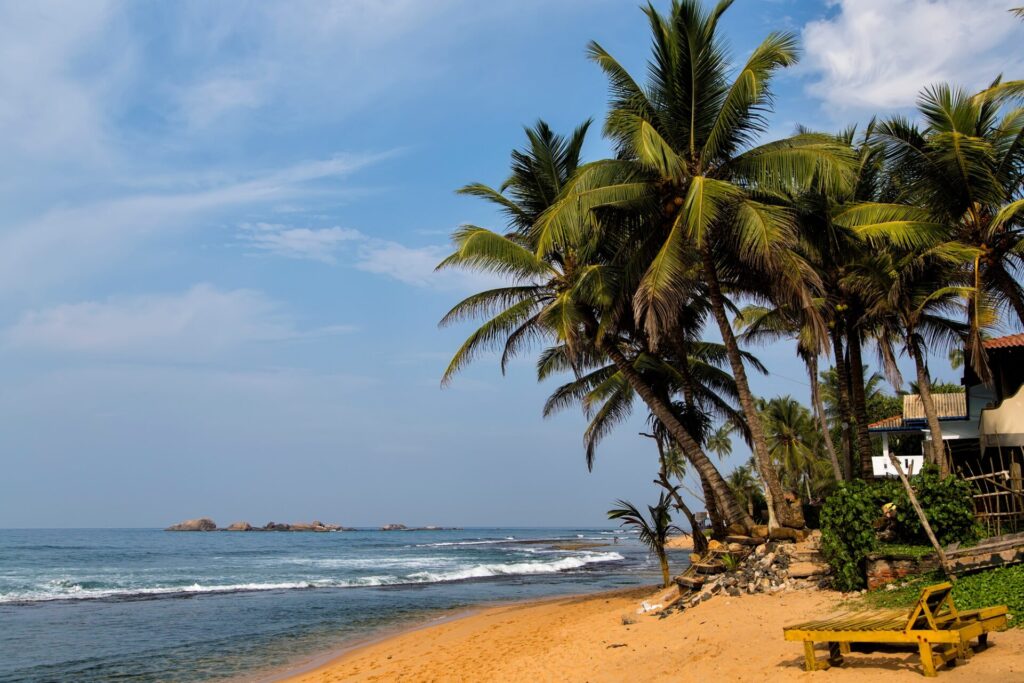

{"left": 167, "top": 518, "right": 349, "bottom": 531}
{"left": 166, "top": 517, "right": 217, "bottom": 531}
{"left": 380, "top": 523, "right": 408, "bottom": 531}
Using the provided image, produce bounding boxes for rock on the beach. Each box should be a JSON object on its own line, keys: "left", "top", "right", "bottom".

{"left": 166, "top": 518, "right": 217, "bottom": 531}
{"left": 225, "top": 522, "right": 252, "bottom": 531}
{"left": 787, "top": 561, "right": 830, "bottom": 578}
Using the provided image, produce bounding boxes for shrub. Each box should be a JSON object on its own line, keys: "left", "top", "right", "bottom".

{"left": 821, "top": 466, "right": 981, "bottom": 592}
{"left": 878, "top": 465, "right": 980, "bottom": 547}
{"left": 820, "top": 480, "right": 880, "bottom": 591}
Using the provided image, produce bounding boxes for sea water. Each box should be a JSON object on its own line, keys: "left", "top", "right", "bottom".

{"left": 0, "top": 528, "right": 680, "bottom": 682}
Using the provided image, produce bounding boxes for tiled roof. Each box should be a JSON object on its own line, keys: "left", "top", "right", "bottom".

{"left": 869, "top": 415, "right": 904, "bottom": 430}
{"left": 984, "top": 333, "right": 1024, "bottom": 350}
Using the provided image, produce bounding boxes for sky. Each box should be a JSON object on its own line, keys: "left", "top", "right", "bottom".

{"left": 1, "top": 0, "right": 1022, "bottom": 528}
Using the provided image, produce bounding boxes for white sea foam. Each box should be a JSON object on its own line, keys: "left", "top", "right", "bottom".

{"left": 415, "top": 538, "right": 515, "bottom": 547}
{"left": 0, "top": 551, "right": 625, "bottom": 604}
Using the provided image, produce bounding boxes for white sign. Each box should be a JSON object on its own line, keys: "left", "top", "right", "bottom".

{"left": 872, "top": 455, "right": 924, "bottom": 478}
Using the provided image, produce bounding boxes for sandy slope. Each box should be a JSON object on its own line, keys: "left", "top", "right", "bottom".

{"left": 279, "top": 586, "right": 1022, "bottom": 682}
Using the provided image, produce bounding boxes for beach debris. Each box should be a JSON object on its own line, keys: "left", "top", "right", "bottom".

{"left": 607, "top": 643, "right": 628, "bottom": 648}
{"left": 674, "top": 530, "right": 830, "bottom": 607}
{"left": 637, "top": 601, "right": 663, "bottom": 613}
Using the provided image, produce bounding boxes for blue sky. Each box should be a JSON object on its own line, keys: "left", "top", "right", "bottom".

{"left": 2, "top": 0, "right": 1022, "bottom": 528}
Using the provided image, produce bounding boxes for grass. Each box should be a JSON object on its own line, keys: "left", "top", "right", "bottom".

{"left": 847, "top": 564, "right": 1024, "bottom": 628}
{"left": 874, "top": 543, "right": 936, "bottom": 559}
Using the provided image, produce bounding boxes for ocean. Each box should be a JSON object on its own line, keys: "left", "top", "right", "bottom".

{"left": 0, "top": 527, "right": 682, "bottom": 682}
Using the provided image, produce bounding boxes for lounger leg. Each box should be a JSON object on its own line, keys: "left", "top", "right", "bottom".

{"left": 918, "top": 642, "right": 937, "bottom": 677}
{"left": 978, "top": 633, "right": 989, "bottom": 650}
{"left": 803, "top": 641, "right": 818, "bottom": 671}
{"left": 828, "top": 642, "right": 844, "bottom": 666}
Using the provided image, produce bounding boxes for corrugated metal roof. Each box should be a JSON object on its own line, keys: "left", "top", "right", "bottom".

{"left": 983, "top": 333, "right": 1024, "bottom": 349}
{"left": 903, "top": 392, "right": 966, "bottom": 420}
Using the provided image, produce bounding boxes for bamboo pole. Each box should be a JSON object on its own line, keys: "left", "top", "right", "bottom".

{"left": 886, "top": 453, "right": 956, "bottom": 582}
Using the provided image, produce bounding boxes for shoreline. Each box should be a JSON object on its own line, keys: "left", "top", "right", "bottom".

{"left": 252, "top": 587, "right": 650, "bottom": 683}
{"left": 270, "top": 585, "right": 1022, "bottom": 682}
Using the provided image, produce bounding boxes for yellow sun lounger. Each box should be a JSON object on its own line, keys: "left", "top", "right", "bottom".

{"left": 783, "top": 583, "right": 1008, "bottom": 676}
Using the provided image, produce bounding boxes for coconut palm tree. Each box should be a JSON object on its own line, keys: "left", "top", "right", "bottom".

{"left": 852, "top": 243, "right": 974, "bottom": 475}
{"left": 536, "top": 0, "right": 858, "bottom": 528}
{"left": 727, "top": 462, "right": 763, "bottom": 519}
{"left": 609, "top": 494, "right": 679, "bottom": 587}
{"left": 758, "top": 396, "right": 833, "bottom": 501}
{"left": 438, "top": 119, "right": 753, "bottom": 529}
{"left": 874, "top": 83, "right": 1024, "bottom": 378}
{"left": 645, "top": 431, "right": 710, "bottom": 554}
{"left": 705, "top": 422, "right": 734, "bottom": 460}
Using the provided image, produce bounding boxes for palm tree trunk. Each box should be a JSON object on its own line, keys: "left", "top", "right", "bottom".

{"left": 831, "top": 331, "right": 855, "bottom": 480}
{"left": 657, "top": 472, "right": 709, "bottom": 554}
{"left": 602, "top": 341, "right": 753, "bottom": 530}
{"left": 658, "top": 550, "right": 671, "bottom": 588}
{"left": 807, "top": 354, "right": 843, "bottom": 482}
{"left": 908, "top": 337, "right": 948, "bottom": 476}
{"left": 675, "top": 356, "right": 728, "bottom": 536}
{"left": 700, "top": 247, "right": 803, "bottom": 529}
{"left": 846, "top": 328, "right": 877, "bottom": 478}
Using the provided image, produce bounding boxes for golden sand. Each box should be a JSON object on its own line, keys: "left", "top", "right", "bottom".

{"left": 279, "top": 586, "right": 1022, "bottom": 682}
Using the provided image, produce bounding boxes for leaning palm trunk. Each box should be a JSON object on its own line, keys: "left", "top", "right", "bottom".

{"left": 807, "top": 355, "right": 843, "bottom": 482}
{"left": 908, "top": 337, "right": 948, "bottom": 476}
{"left": 602, "top": 342, "right": 753, "bottom": 530}
{"left": 846, "top": 330, "right": 877, "bottom": 478}
{"left": 701, "top": 248, "right": 803, "bottom": 529}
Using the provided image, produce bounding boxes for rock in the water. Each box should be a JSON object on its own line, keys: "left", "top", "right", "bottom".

{"left": 226, "top": 521, "right": 252, "bottom": 531}
{"left": 380, "top": 523, "right": 408, "bottom": 531}
{"left": 166, "top": 517, "right": 217, "bottom": 531}
{"left": 263, "top": 522, "right": 292, "bottom": 531}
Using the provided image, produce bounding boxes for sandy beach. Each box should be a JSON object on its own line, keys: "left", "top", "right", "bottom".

{"left": 279, "top": 586, "right": 1023, "bottom": 682}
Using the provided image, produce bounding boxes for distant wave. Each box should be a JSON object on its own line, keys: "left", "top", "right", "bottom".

{"left": 415, "top": 537, "right": 515, "bottom": 547}
{"left": 0, "top": 552, "right": 624, "bottom": 604}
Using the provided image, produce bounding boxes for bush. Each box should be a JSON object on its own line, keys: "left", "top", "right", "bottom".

{"left": 878, "top": 466, "right": 980, "bottom": 547}
{"left": 820, "top": 466, "right": 981, "bottom": 592}
{"left": 820, "top": 480, "right": 880, "bottom": 591}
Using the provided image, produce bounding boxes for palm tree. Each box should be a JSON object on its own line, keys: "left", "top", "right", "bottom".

{"left": 727, "top": 462, "right": 763, "bottom": 519}
{"left": 854, "top": 243, "right": 973, "bottom": 475}
{"left": 609, "top": 494, "right": 679, "bottom": 587}
{"left": 537, "top": 0, "right": 857, "bottom": 528}
{"left": 438, "top": 119, "right": 753, "bottom": 529}
{"left": 758, "top": 396, "right": 832, "bottom": 501}
{"left": 874, "top": 83, "right": 1024, "bottom": 378}
{"left": 705, "top": 422, "right": 734, "bottom": 460}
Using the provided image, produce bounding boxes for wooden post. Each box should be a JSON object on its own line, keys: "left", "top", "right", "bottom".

{"left": 887, "top": 452, "right": 956, "bottom": 582}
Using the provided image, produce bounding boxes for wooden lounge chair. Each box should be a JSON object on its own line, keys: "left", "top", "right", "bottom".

{"left": 783, "top": 583, "right": 1008, "bottom": 676}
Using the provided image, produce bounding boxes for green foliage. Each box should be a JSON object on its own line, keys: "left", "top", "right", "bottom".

{"left": 820, "top": 466, "right": 980, "bottom": 591}
{"left": 820, "top": 480, "right": 880, "bottom": 591}
{"left": 876, "top": 543, "right": 935, "bottom": 559}
{"left": 721, "top": 553, "right": 740, "bottom": 572}
{"left": 854, "top": 564, "right": 1024, "bottom": 629}
{"left": 877, "top": 465, "right": 980, "bottom": 547}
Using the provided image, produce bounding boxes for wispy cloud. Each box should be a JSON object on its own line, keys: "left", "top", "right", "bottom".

{"left": 0, "top": 154, "right": 381, "bottom": 294}
{"left": 238, "top": 223, "right": 365, "bottom": 263}
{"left": 801, "top": 0, "right": 1024, "bottom": 115}
{"left": 5, "top": 284, "right": 353, "bottom": 359}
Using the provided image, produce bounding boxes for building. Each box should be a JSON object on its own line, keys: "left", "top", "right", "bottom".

{"left": 867, "top": 334, "right": 1024, "bottom": 533}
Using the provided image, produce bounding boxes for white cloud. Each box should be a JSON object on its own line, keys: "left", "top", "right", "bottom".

{"left": 238, "top": 223, "right": 365, "bottom": 263}
{"left": 178, "top": 74, "right": 269, "bottom": 128}
{"left": 5, "top": 284, "right": 352, "bottom": 358}
{"left": 0, "top": 154, "right": 379, "bottom": 294}
{"left": 802, "top": 0, "right": 1024, "bottom": 114}
{"left": 355, "top": 240, "right": 509, "bottom": 291}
